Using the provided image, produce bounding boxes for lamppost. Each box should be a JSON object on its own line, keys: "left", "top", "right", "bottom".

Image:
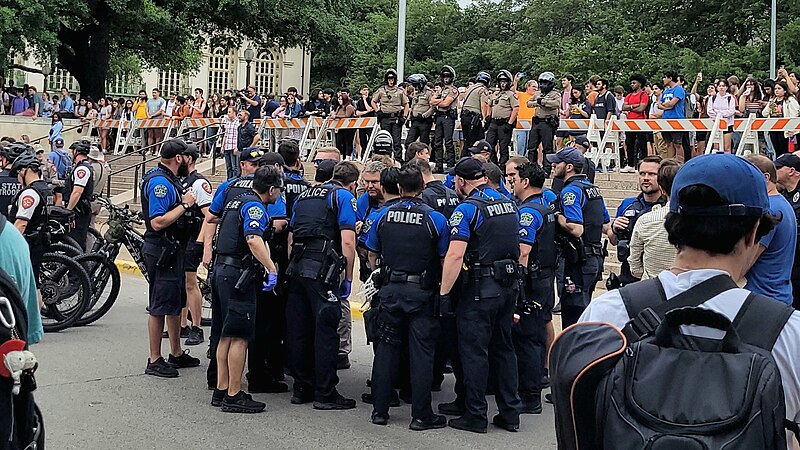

{"left": 41, "top": 61, "right": 52, "bottom": 93}
{"left": 244, "top": 45, "right": 255, "bottom": 86}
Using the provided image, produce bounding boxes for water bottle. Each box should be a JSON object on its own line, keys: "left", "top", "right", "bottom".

{"left": 326, "top": 290, "right": 339, "bottom": 303}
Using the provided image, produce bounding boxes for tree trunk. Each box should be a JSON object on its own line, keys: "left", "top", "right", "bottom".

{"left": 56, "top": 4, "right": 113, "bottom": 100}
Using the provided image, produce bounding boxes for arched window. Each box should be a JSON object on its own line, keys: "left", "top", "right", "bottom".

{"left": 253, "top": 51, "right": 278, "bottom": 96}
{"left": 207, "top": 48, "right": 233, "bottom": 95}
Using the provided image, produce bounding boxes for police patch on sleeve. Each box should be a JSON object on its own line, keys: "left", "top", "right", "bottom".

{"left": 201, "top": 181, "right": 212, "bottom": 194}
{"left": 449, "top": 211, "right": 464, "bottom": 227}
{"left": 519, "top": 212, "right": 534, "bottom": 227}
{"left": 21, "top": 195, "right": 35, "bottom": 210}
{"left": 794, "top": 192, "right": 799, "bottom": 203}
{"left": 247, "top": 206, "right": 264, "bottom": 220}
{"left": 351, "top": 198, "right": 358, "bottom": 212}
{"left": 248, "top": 220, "right": 260, "bottom": 229}
{"left": 562, "top": 192, "right": 577, "bottom": 206}
{"left": 153, "top": 184, "right": 168, "bottom": 198}
{"left": 362, "top": 218, "right": 372, "bottom": 234}
{"left": 519, "top": 228, "right": 528, "bottom": 238}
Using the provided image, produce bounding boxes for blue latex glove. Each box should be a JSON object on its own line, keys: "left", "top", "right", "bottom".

{"left": 339, "top": 279, "right": 352, "bottom": 300}
{"left": 262, "top": 273, "right": 278, "bottom": 292}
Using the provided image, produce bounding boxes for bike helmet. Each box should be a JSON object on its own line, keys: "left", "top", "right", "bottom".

{"left": 497, "top": 70, "right": 513, "bottom": 83}
{"left": 69, "top": 140, "right": 91, "bottom": 155}
{"left": 538, "top": 71, "right": 556, "bottom": 83}
{"left": 538, "top": 71, "right": 556, "bottom": 94}
{"left": 407, "top": 73, "right": 428, "bottom": 89}
{"left": 9, "top": 150, "right": 41, "bottom": 177}
{"left": 440, "top": 65, "right": 456, "bottom": 82}
{"left": 1, "top": 142, "right": 31, "bottom": 162}
{"left": 476, "top": 71, "right": 491, "bottom": 86}
{"left": 384, "top": 69, "right": 398, "bottom": 83}
{"left": 372, "top": 130, "right": 394, "bottom": 155}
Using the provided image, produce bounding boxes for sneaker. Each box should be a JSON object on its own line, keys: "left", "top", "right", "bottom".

{"left": 596, "top": 164, "right": 605, "bottom": 173}
{"left": 184, "top": 327, "right": 204, "bottom": 346}
{"left": 448, "top": 417, "right": 487, "bottom": 434}
{"left": 361, "top": 391, "right": 400, "bottom": 407}
{"left": 409, "top": 414, "right": 447, "bottom": 431}
{"left": 249, "top": 381, "right": 289, "bottom": 394}
{"left": 437, "top": 400, "right": 466, "bottom": 416}
{"left": 161, "top": 326, "right": 191, "bottom": 339}
{"left": 371, "top": 411, "right": 389, "bottom": 426}
{"left": 621, "top": 165, "right": 635, "bottom": 173}
{"left": 521, "top": 394, "right": 543, "bottom": 415}
{"left": 491, "top": 414, "right": 519, "bottom": 432}
{"left": 290, "top": 389, "right": 314, "bottom": 405}
{"left": 313, "top": 394, "right": 356, "bottom": 410}
{"left": 211, "top": 388, "right": 225, "bottom": 407}
{"left": 167, "top": 350, "right": 200, "bottom": 368}
{"left": 145, "top": 357, "right": 178, "bottom": 378}
{"left": 337, "top": 355, "right": 351, "bottom": 370}
{"left": 221, "top": 391, "right": 266, "bottom": 414}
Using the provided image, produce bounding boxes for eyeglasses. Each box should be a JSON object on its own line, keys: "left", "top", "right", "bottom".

{"left": 271, "top": 185, "right": 285, "bottom": 192}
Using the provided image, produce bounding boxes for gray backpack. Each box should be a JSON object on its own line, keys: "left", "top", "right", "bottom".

{"left": 551, "top": 275, "right": 796, "bottom": 450}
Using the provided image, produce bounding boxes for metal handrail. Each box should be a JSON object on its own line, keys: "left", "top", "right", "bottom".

{"left": 29, "top": 123, "right": 83, "bottom": 144}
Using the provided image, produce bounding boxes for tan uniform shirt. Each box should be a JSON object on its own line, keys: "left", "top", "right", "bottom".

{"left": 372, "top": 86, "right": 408, "bottom": 114}
{"left": 411, "top": 88, "right": 434, "bottom": 118}
{"left": 462, "top": 84, "right": 490, "bottom": 114}
{"left": 528, "top": 91, "right": 561, "bottom": 118}
{"left": 491, "top": 89, "right": 519, "bottom": 120}
{"left": 436, "top": 84, "right": 460, "bottom": 112}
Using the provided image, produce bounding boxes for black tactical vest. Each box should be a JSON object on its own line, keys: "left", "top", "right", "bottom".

{"left": 215, "top": 192, "right": 263, "bottom": 257}
{"left": 464, "top": 189, "right": 520, "bottom": 265}
{"left": 0, "top": 168, "right": 21, "bottom": 219}
{"left": 10, "top": 180, "right": 52, "bottom": 237}
{"left": 181, "top": 170, "right": 210, "bottom": 240}
{"left": 564, "top": 176, "right": 606, "bottom": 246}
{"left": 140, "top": 165, "right": 185, "bottom": 241}
{"left": 291, "top": 183, "right": 343, "bottom": 251}
{"left": 422, "top": 180, "right": 459, "bottom": 218}
{"left": 283, "top": 170, "right": 311, "bottom": 220}
{"left": 63, "top": 160, "right": 94, "bottom": 216}
{"left": 521, "top": 194, "right": 557, "bottom": 271}
{"left": 616, "top": 194, "right": 665, "bottom": 242}
{"left": 377, "top": 198, "right": 439, "bottom": 275}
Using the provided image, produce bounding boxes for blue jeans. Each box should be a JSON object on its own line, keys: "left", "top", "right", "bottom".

{"left": 514, "top": 130, "right": 529, "bottom": 157}
{"left": 224, "top": 150, "right": 240, "bottom": 180}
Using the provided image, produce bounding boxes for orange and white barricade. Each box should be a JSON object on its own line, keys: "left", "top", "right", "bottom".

{"left": 177, "top": 118, "right": 225, "bottom": 149}
{"left": 322, "top": 118, "right": 380, "bottom": 162}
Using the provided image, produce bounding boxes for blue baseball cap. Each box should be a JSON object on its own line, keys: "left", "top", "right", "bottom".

{"left": 53, "top": 137, "right": 64, "bottom": 148}
{"left": 670, "top": 154, "right": 769, "bottom": 217}
{"left": 546, "top": 146, "right": 585, "bottom": 167}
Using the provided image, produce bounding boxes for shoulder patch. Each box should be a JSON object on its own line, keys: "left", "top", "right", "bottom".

{"left": 248, "top": 220, "right": 261, "bottom": 229}
{"left": 794, "top": 192, "right": 799, "bottom": 203}
{"left": 247, "top": 205, "right": 264, "bottom": 220}
{"left": 450, "top": 211, "right": 464, "bottom": 227}
{"left": 153, "top": 184, "right": 168, "bottom": 198}
{"left": 351, "top": 197, "right": 358, "bottom": 212}
{"left": 513, "top": 93, "right": 519, "bottom": 99}
{"left": 362, "top": 218, "right": 373, "bottom": 234}
{"left": 562, "top": 192, "right": 577, "bottom": 206}
{"left": 451, "top": 88, "right": 458, "bottom": 95}
{"left": 201, "top": 181, "right": 212, "bottom": 194}
{"left": 519, "top": 212, "right": 534, "bottom": 227}
{"left": 76, "top": 168, "right": 87, "bottom": 178}
{"left": 21, "top": 195, "right": 35, "bottom": 209}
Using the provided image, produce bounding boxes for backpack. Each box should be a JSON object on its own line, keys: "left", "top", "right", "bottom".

{"left": 550, "top": 275, "right": 796, "bottom": 450}
{"left": 51, "top": 150, "right": 73, "bottom": 180}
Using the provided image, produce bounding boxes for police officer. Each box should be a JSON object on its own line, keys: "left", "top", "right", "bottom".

{"left": 527, "top": 72, "right": 562, "bottom": 173}
{"left": 87, "top": 145, "right": 109, "bottom": 241}
{"left": 486, "top": 70, "right": 520, "bottom": 167}
{"left": 372, "top": 69, "right": 409, "bottom": 161}
{"left": 8, "top": 148, "right": 52, "bottom": 292}
{"left": 368, "top": 131, "right": 397, "bottom": 166}
{"left": 285, "top": 161, "right": 360, "bottom": 409}
{"left": 405, "top": 74, "right": 434, "bottom": 148}
{"left": 0, "top": 143, "right": 25, "bottom": 219}
{"left": 362, "top": 165, "right": 449, "bottom": 429}
{"left": 210, "top": 165, "right": 283, "bottom": 413}
{"left": 511, "top": 162, "right": 556, "bottom": 414}
{"left": 460, "top": 71, "right": 491, "bottom": 155}
{"left": 179, "top": 143, "right": 213, "bottom": 346}
{"left": 439, "top": 157, "right": 522, "bottom": 433}
{"left": 775, "top": 153, "right": 800, "bottom": 308}
{"left": 141, "top": 139, "right": 201, "bottom": 378}
{"left": 63, "top": 140, "right": 94, "bottom": 249}
{"left": 607, "top": 156, "right": 665, "bottom": 287}
{"left": 430, "top": 66, "right": 460, "bottom": 174}
{"left": 546, "top": 147, "right": 610, "bottom": 327}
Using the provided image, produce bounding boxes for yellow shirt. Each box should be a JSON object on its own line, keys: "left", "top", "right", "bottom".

{"left": 134, "top": 100, "right": 148, "bottom": 119}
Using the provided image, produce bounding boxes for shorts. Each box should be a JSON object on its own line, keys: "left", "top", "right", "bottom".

{"left": 184, "top": 241, "right": 204, "bottom": 273}
{"left": 661, "top": 131, "right": 685, "bottom": 144}
{"left": 143, "top": 241, "right": 187, "bottom": 316}
{"left": 213, "top": 263, "right": 256, "bottom": 339}
{"left": 696, "top": 131, "right": 708, "bottom": 141}
{"left": 723, "top": 125, "right": 734, "bottom": 135}
{"left": 555, "top": 130, "right": 570, "bottom": 138}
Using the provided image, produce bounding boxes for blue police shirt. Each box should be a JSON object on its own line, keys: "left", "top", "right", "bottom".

{"left": 445, "top": 173, "right": 512, "bottom": 198}
{"left": 356, "top": 191, "right": 378, "bottom": 222}
{"left": 241, "top": 200, "right": 270, "bottom": 237}
{"left": 358, "top": 204, "right": 385, "bottom": 247}
{"left": 449, "top": 186, "right": 515, "bottom": 241}
{"left": 745, "top": 194, "right": 797, "bottom": 304}
{"left": 289, "top": 184, "right": 358, "bottom": 231}
{"left": 146, "top": 174, "right": 179, "bottom": 219}
{"left": 364, "top": 200, "right": 450, "bottom": 257}
{"left": 268, "top": 194, "right": 287, "bottom": 220}
{"left": 209, "top": 177, "right": 235, "bottom": 217}
{"left": 560, "top": 179, "right": 610, "bottom": 224}
{"left": 518, "top": 203, "right": 544, "bottom": 246}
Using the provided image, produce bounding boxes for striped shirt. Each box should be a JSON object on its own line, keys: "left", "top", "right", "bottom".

{"left": 222, "top": 117, "right": 240, "bottom": 151}
{"left": 627, "top": 201, "right": 676, "bottom": 279}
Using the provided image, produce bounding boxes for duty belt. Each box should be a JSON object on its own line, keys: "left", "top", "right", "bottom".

{"left": 471, "top": 265, "right": 497, "bottom": 278}
{"left": 584, "top": 244, "right": 604, "bottom": 257}
{"left": 216, "top": 255, "right": 242, "bottom": 268}
{"left": 495, "top": 116, "right": 510, "bottom": 121}
{"left": 389, "top": 272, "right": 423, "bottom": 284}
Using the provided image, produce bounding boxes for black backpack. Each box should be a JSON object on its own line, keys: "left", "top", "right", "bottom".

{"left": 0, "top": 214, "right": 44, "bottom": 450}
{"left": 550, "top": 275, "right": 796, "bottom": 450}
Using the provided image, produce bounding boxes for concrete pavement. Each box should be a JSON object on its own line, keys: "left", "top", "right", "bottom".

{"left": 33, "top": 274, "right": 557, "bottom": 449}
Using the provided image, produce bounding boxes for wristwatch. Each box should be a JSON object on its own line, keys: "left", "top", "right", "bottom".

{"left": 181, "top": 203, "right": 190, "bottom": 210}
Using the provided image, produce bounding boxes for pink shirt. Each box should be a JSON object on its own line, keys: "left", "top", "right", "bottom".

{"left": 706, "top": 93, "right": 737, "bottom": 127}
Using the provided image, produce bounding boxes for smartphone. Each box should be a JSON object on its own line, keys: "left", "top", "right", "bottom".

{"left": 698, "top": 72, "right": 703, "bottom": 81}
{"left": 517, "top": 72, "right": 525, "bottom": 79}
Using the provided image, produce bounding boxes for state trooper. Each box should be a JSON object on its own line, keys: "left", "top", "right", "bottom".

{"left": 371, "top": 69, "right": 409, "bottom": 161}
{"left": 63, "top": 140, "right": 94, "bottom": 249}
{"left": 439, "top": 157, "right": 522, "bottom": 433}
{"left": 510, "top": 162, "right": 556, "bottom": 414}
{"left": 0, "top": 143, "right": 25, "bottom": 219}
{"left": 430, "top": 66, "right": 460, "bottom": 174}
{"left": 209, "top": 165, "right": 283, "bottom": 414}
{"left": 460, "top": 71, "right": 491, "bottom": 155}
{"left": 87, "top": 145, "right": 109, "bottom": 243}
{"left": 285, "top": 161, "right": 360, "bottom": 410}
{"left": 362, "top": 165, "right": 450, "bottom": 429}
{"left": 405, "top": 74, "right": 434, "bottom": 148}
{"left": 607, "top": 155, "right": 665, "bottom": 288}
{"left": 8, "top": 148, "right": 53, "bottom": 291}
{"left": 527, "top": 72, "right": 562, "bottom": 173}
{"left": 486, "top": 70, "right": 520, "bottom": 167}
{"left": 140, "top": 139, "right": 201, "bottom": 378}
{"left": 546, "top": 147, "right": 610, "bottom": 327}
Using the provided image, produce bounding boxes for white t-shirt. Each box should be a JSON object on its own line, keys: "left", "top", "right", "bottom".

{"left": 189, "top": 177, "right": 213, "bottom": 209}
{"left": 72, "top": 164, "right": 92, "bottom": 188}
{"left": 580, "top": 268, "right": 800, "bottom": 447}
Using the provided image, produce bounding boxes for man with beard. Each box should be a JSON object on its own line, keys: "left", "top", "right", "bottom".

{"left": 607, "top": 156, "right": 665, "bottom": 287}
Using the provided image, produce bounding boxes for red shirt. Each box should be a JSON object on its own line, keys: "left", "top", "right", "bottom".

{"left": 624, "top": 91, "right": 649, "bottom": 119}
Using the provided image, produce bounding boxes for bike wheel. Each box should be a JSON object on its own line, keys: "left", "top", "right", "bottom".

{"left": 47, "top": 242, "right": 83, "bottom": 258}
{"left": 74, "top": 253, "right": 121, "bottom": 327}
{"left": 39, "top": 253, "right": 91, "bottom": 332}
{"left": 53, "top": 235, "right": 84, "bottom": 254}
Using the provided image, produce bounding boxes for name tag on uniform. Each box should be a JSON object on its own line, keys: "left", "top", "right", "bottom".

{"left": 624, "top": 209, "right": 637, "bottom": 217}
